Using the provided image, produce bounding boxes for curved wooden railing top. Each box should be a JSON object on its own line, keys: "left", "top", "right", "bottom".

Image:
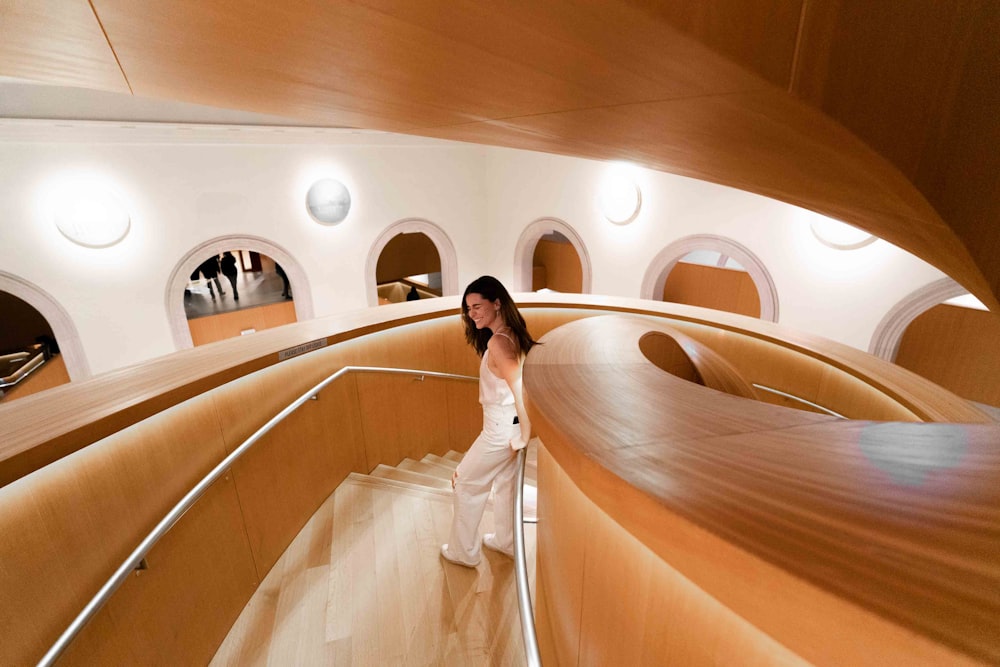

{"left": 0, "top": 292, "right": 991, "bottom": 488}
{"left": 524, "top": 314, "right": 1000, "bottom": 664}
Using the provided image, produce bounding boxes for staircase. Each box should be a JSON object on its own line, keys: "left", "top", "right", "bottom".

{"left": 211, "top": 444, "right": 538, "bottom": 665}
{"left": 368, "top": 446, "right": 538, "bottom": 521}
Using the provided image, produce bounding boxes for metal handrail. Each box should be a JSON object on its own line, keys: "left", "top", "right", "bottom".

{"left": 39, "top": 365, "right": 476, "bottom": 667}
{"left": 513, "top": 447, "right": 542, "bottom": 666}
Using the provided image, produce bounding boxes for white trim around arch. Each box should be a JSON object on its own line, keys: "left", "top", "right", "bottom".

{"left": 364, "top": 218, "right": 459, "bottom": 307}
{"left": 512, "top": 217, "right": 592, "bottom": 293}
{"left": 639, "top": 234, "right": 779, "bottom": 322}
{"left": 165, "top": 236, "right": 314, "bottom": 350}
{"left": 0, "top": 271, "right": 91, "bottom": 381}
{"left": 868, "top": 277, "right": 967, "bottom": 362}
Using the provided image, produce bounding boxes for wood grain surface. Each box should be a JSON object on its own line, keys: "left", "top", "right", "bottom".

{"left": 526, "top": 314, "right": 1000, "bottom": 664}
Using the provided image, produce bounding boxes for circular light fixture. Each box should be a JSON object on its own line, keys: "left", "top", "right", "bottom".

{"left": 810, "top": 217, "right": 876, "bottom": 250}
{"left": 54, "top": 190, "right": 130, "bottom": 248}
{"left": 306, "top": 178, "right": 351, "bottom": 224}
{"left": 599, "top": 169, "right": 641, "bottom": 225}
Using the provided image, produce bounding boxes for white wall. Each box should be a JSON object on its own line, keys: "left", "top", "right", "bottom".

{"left": 0, "top": 120, "right": 947, "bottom": 376}
{"left": 483, "top": 148, "right": 946, "bottom": 350}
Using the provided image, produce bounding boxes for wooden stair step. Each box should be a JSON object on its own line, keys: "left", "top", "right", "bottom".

{"left": 422, "top": 453, "right": 458, "bottom": 470}
{"left": 398, "top": 458, "right": 455, "bottom": 480}
{"left": 441, "top": 450, "right": 464, "bottom": 463}
{"left": 369, "top": 464, "right": 451, "bottom": 490}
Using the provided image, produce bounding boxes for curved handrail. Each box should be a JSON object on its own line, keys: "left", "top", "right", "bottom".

{"left": 513, "top": 447, "right": 542, "bottom": 666}
{"left": 40, "top": 365, "right": 477, "bottom": 667}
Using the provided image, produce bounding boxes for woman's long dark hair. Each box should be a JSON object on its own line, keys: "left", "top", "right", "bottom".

{"left": 461, "top": 276, "right": 538, "bottom": 357}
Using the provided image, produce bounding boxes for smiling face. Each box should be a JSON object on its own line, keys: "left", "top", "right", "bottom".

{"left": 465, "top": 292, "right": 501, "bottom": 330}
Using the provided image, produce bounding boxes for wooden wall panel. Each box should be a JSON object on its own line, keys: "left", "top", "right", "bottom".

{"left": 228, "top": 377, "right": 366, "bottom": 575}
{"left": 0, "top": 394, "right": 228, "bottom": 666}
{"left": 534, "top": 443, "right": 589, "bottom": 666}
{"left": 375, "top": 232, "right": 441, "bottom": 284}
{"left": 532, "top": 239, "right": 583, "bottom": 293}
{"left": 62, "top": 476, "right": 258, "bottom": 666}
{"left": 188, "top": 300, "right": 297, "bottom": 347}
{"left": 663, "top": 262, "right": 761, "bottom": 318}
{"left": 536, "top": 445, "right": 809, "bottom": 666}
{"left": 894, "top": 304, "right": 1000, "bottom": 408}
{"left": 355, "top": 374, "right": 455, "bottom": 468}
{"left": 444, "top": 380, "right": 483, "bottom": 454}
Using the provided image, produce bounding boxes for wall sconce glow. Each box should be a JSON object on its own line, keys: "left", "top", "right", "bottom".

{"left": 810, "top": 217, "right": 876, "bottom": 250}
{"left": 599, "top": 166, "right": 641, "bottom": 225}
{"left": 54, "top": 190, "right": 131, "bottom": 248}
{"left": 306, "top": 178, "right": 351, "bottom": 224}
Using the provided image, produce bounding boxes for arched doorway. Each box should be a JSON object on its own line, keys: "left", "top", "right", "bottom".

{"left": 166, "top": 236, "right": 313, "bottom": 349}
{"left": 641, "top": 235, "right": 778, "bottom": 322}
{"left": 513, "top": 218, "right": 591, "bottom": 293}
{"left": 0, "top": 279, "right": 80, "bottom": 401}
{"left": 365, "top": 219, "right": 459, "bottom": 306}
{"left": 530, "top": 231, "right": 583, "bottom": 293}
{"left": 374, "top": 232, "right": 442, "bottom": 304}
{"left": 0, "top": 271, "right": 89, "bottom": 384}
{"left": 871, "top": 278, "right": 1000, "bottom": 409}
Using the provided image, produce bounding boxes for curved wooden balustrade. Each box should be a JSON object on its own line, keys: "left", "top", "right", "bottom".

{"left": 0, "top": 294, "right": 994, "bottom": 665}
{"left": 525, "top": 314, "right": 1000, "bottom": 665}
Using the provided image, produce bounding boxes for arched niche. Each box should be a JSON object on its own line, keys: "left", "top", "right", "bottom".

{"left": 0, "top": 271, "right": 90, "bottom": 381}
{"left": 640, "top": 234, "right": 779, "bottom": 322}
{"left": 365, "top": 218, "right": 459, "bottom": 307}
{"left": 166, "top": 236, "right": 313, "bottom": 350}
{"left": 869, "top": 277, "right": 967, "bottom": 362}
{"left": 513, "top": 217, "right": 592, "bottom": 293}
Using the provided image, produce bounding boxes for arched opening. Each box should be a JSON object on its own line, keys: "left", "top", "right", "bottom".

{"left": 661, "top": 250, "right": 761, "bottom": 318}
{"left": 166, "top": 236, "right": 313, "bottom": 350}
{"left": 365, "top": 219, "right": 459, "bottom": 307}
{"left": 374, "top": 232, "right": 442, "bottom": 304}
{"left": 0, "top": 291, "right": 71, "bottom": 402}
{"left": 0, "top": 271, "right": 89, "bottom": 384}
{"left": 513, "top": 218, "right": 591, "bottom": 293}
{"left": 531, "top": 231, "right": 583, "bottom": 293}
{"left": 641, "top": 235, "right": 778, "bottom": 322}
{"left": 184, "top": 250, "right": 298, "bottom": 346}
{"left": 872, "top": 279, "right": 1000, "bottom": 410}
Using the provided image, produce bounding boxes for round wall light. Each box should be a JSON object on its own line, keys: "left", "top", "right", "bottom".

{"left": 599, "top": 167, "right": 641, "bottom": 225}
{"left": 306, "top": 178, "right": 351, "bottom": 225}
{"left": 810, "top": 217, "right": 876, "bottom": 250}
{"left": 54, "top": 190, "right": 131, "bottom": 248}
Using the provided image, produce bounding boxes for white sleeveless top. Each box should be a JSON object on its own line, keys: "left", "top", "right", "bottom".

{"left": 479, "top": 332, "right": 516, "bottom": 407}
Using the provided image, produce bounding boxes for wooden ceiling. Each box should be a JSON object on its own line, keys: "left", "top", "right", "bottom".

{"left": 2, "top": 0, "right": 997, "bottom": 311}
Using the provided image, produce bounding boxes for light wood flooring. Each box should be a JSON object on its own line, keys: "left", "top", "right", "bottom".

{"left": 211, "top": 451, "right": 537, "bottom": 666}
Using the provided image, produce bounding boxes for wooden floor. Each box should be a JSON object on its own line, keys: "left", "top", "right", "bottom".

{"left": 211, "top": 460, "right": 537, "bottom": 666}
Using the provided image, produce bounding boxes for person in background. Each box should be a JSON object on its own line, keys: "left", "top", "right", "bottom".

{"left": 440, "top": 276, "right": 537, "bottom": 567}
{"left": 197, "top": 256, "right": 224, "bottom": 300}
{"left": 406, "top": 285, "right": 420, "bottom": 301}
{"left": 220, "top": 251, "right": 240, "bottom": 301}
{"left": 275, "top": 263, "right": 291, "bottom": 299}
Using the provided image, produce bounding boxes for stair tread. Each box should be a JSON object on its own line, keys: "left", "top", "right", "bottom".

{"left": 370, "top": 464, "right": 452, "bottom": 489}
{"left": 398, "top": 458, "right": 455, "bottom": 481}
{"left": 422, "top": 453, "right": 458, "bottom": 470}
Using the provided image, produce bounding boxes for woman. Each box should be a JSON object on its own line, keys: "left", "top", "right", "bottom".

{"left": 441, "top": 276, "right": 537, "bottom": 567}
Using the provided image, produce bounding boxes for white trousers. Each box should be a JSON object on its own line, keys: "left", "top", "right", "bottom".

{"left": 446, "top": 403, "right": 519, "bottom": 563}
